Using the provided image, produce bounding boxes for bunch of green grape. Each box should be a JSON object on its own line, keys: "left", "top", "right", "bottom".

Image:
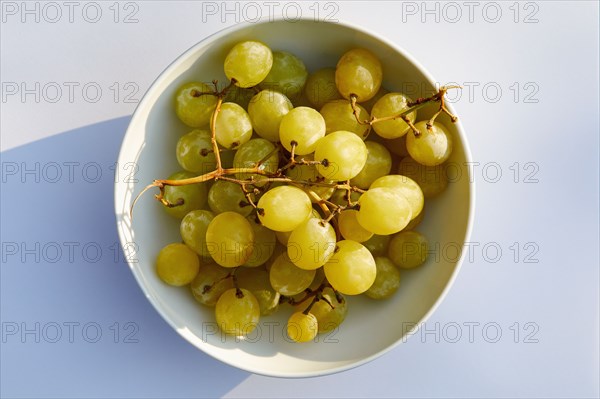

{"left": 154, "top": 40, "right": 453, "bottom": 343}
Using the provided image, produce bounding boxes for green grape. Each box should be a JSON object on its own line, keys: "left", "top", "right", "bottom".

{"left": 163, "top": 171, "right": 208, "bottom": 219}
{"left": 361, "top": 86, "right": 389, "bottom": 113}
{"left": 398, "top": 157, "right": 448, "bottom": 198}
{"left": 406, "top": 121, "right": 453, "bottom": 166}
{"left": 262, "top": 51, "right": 308, "bottom": 99}
{"left": 208, "top": 180, "right": 254, "bottom": 216}
{"left": 308, "top": 267, "right": 326, "bottom": 291}
{"left": 174, "top": 82, "right": 218, "bottom": 128}
{"left": 370, "top": 175, "right": 424, "bottom": 220}
{"left": 180, "top": 210, "right": 215, "bottom": 260}
{"left": 214, "top": 102, "right": 253, "bottom": 149}
{"left": 233, "top": 138, "right": 279, "bottom": 186}
{"left": 294, "top": 287, "right": 347, "bottom": 333}
{"left": 190, "top": 262, "right": 234, "bottom": 306}
{"left": 315, "top": 130, "right": 368, "bottom": 181}
{"left": 265, "top": 243, "right": 287, "bottom": 272}
{"left": 371, "top": 93, "right": 417, "bottom": 139}
{"left": 205, "top": 211, "right": 255, "bottom": 267}
{"left": 176, "top": 129, "right": 216, "bottom": 174}
{"left": 287, "top": 312, "right": 318, "bottom": 343}
{"left": 350, "top": 141, "right": 392, "bottom": 189}
{"left": 381, "top": 134, "right": 410, "bottom": 157}
{"left": 243, "top": 215, "right": 276, "bottom": 267}
{"left": 236, "top": 268, "right": 280, "bottom": 315}
{"left": 357, "top": 187, "right": 412, "bottom": 235}
{"left": 156, "top": 243, "right": 199, "bottom": 286}
{"left": 224, "top": 41, "right": 273, "bottom": 88}
{"left": 248, "top": 90, "right": 293, "bottom": 142}
{"left": 275, "top": 230, "right": 292, "bottom": 246}
{"left": 338, "top": 210, "right": 373, "bottom": 242}
{"left": 304, "top": 67, "right": 342, "bottom": 109}
{"left": 324, "top": 240, "right": 376, "bottom": 295}
{"left": 320, "top": 99, "right": 370, "bottom": 139}
{"left": 223, "top": 85, "right": 255, "bottom": 110}
{"left": 335, "top": 48, "right": 382, "bottom": 102}
{"left": 257, "top": 186, "right": 312, "bottom": 232}
{"left": 404, "top": 205, "right": 425, "bottom": 230}
{"left": 363, "top": 234, "right": 391, "bottom": 256}
{"left": 365, "top": 256, "right": 401, "bottom": 300}
{"left": 284, "top": 154, "right": 335, "bottom": 203}
{"left": 388, "top": 231, "right": 429, "bottom": 269}
{"left": 287, "top": 218, "right": 336, "bottom": 270}
{"left": 269, "top": 252, "right": 315, "bottom": 296}
{"left": 215, "top": 288, "right": 260, "bottom": 336}
{"left": 279, "top": 107, "right": 326, "bottom": 155}
{"left": 328, "top": 189, "right": 361, "bottom": 207}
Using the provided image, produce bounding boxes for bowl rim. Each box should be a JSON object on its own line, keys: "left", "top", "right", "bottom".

{"left": 115, "top": 16, "right": 476, "bottom": 378}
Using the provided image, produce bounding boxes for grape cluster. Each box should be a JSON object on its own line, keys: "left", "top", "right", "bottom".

{"left": 149, "top": 40, "right": 456, "bottom": 343}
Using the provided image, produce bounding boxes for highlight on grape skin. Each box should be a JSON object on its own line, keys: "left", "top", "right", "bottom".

{"left": 134, "top": 39, "right": 460, "bottom": 341}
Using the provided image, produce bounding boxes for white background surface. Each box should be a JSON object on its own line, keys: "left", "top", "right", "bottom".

{"left": 1, "top": 1, "right": 599, "bottom": 398}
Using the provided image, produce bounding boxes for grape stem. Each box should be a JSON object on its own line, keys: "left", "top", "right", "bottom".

{"left": 349, "top": 85, "right": 461, "bottom": 137}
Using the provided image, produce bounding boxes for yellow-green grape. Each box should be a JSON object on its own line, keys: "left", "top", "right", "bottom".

{"left": 265, "top": 243, "right": 286, "bottom": 272}
{"left": 214, "top": 102, "right": 253, "bottom": 149}
{"left": 315, "top": 130, "right": 368, "bottom": 180}
{"left": 275, "top": 230, "right": 291, "bottom": 246}
{"left": 287, "top": 312, "right": 318, "bottom": 343}
{"left": 163, "top": 171, "right": 208, "bottom": 219}
{"left": 262, "top": 51, "right": 308, "bottom": 99}
{"left": 357, "top": 187, "right": 412, "bottom": 235}
{"left": 223, "top": 85, "right": 255, "bottom": 110}
{"left": 304, "top": 67, "right": 342, "bottom": 109}
{"left": 370, "top": 175, "right": 424, "bottom": 220}
{"left": 295, "top": 287, "right": 347, "bottom": 333}
{"left": 287, "top": 218, "right": 336, "bottom": 270}
{"left": 233, "top": 138, "right": 279, "bottom": 186}
{"left": 320, "top": 99, "right": 370, "bottom": 139}
{"left": 279, "top": 107, "right": 326, "bottom": 155}
{"left": 174, "top": 82, "right": 218, "bottom": 128}
{"left": 350, "top": 141, "right": 392, "bottom": 189}
{"left": 365, "top": 257, "right": 401, "bottom": 300}
{"left": 215, "top": 288, "right": 260, "bottom": 336}
{"left": 361, "top": 86, "right": 389, "bottom": 113}
{"left": 224, "top": 40, "right": 273, "bottom": 88}
{"left": 338, "top": 210, "right": 373, "bottom": 242}
{"left": 371, "top": 93, "right": 417, "bottom": 139}
{"left": 284, "top": 154, "right": 335, "bottom": 203}
{"left": 243, "top": 215, "right": 276, "bottom": 267}
{"left": 190, "top": 262, "right": 234, "bottom": 306}
{"left": 335, "top": 48, "right": 382, "bottom": 102}
{"left": 248, "top": 90, "right": 293, "bottom": 142}
{"left": 236, "top": 268, "right": 280, "bottom": 316}
{"left": 406, "top": 121, "right": 453, "bottom": 166}
{"left": 388, "top": 231, "right": 429, "bottom": 269}
{"left": 363, "top": 234, "right": 391, "bottom": 256}
{"left": 180, "top": 210, "right": 215, "bottom": 260}
{"left": 404, "top": 206, "right": 425, "bottom": 230}
{"left": 205, "top": 211, "right": 254, "bottom": 267}
{"left": 269, "top": 252, "right": 315, "bottom": 296}
{"left": 329, "top": 189, "right": 361, "bottom": 207}
{"left": 398, "top": 157, "right": 448, "bottom": 198}
{"left": 257, "top": 186, "right": 312, "bottom": 232}
{"left": 176, "top": 130, "right": 216, "bottom": 174}
{"left": 156, "top": 243, "right": 199, "bottom": 286}
{"left": 381, "top": 134, "right": 410, "bottom": 157}
{"left": 324, "top": 240, "right": 376, "bottom": 295}
{"left": 208, "top": 180, "right": 254, "bottom": 216}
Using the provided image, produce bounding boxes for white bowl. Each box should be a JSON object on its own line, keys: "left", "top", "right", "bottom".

{"left": 115, "top": 19, "right": 474, "bottom": 377}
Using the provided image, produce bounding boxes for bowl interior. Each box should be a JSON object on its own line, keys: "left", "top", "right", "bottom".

{"left": 115, "top": 19, "right": 472, "bottom": 377}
